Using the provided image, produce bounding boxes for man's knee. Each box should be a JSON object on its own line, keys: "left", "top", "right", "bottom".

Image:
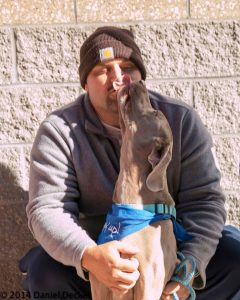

{"left": 195, "top": 226, "right": 240, "bottom": 300}
{"left": 215, "top": 225, "right": 240, "bottom": 270}
{"left": 29, "top": 261, "right": 69, "bottom": 291}
{"left": 20, "top": 246, "right": 73, "bottom": 292}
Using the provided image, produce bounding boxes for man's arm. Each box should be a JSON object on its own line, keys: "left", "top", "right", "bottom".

{"left": 27, "top": 119, "right": 139, "bottom": 291}
{"left": 162, "top": 107, "right": 226, "bottom": 299}
{"left": 176, "top": 108, "right": 226, "bottom": 289}
{"left": 27, "top": 119, "right": 96, "bottom": 279}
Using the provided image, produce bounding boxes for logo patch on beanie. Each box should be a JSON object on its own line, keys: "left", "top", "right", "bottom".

{"left": 99, "top": 47, "right": 114, "bottom": 61}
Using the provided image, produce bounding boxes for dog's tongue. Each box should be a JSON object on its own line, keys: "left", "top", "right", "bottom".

{"left": 113, "top": 74, "right": 132, "bottom": 91}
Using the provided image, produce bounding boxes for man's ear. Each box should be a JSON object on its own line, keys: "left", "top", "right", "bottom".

{"left": 146, "top": 141, "right": 172, "bottom": 192}
{"left": 84, "top": 83, "right": 88, "bottom": 92}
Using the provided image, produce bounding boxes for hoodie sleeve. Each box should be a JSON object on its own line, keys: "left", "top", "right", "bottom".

{"left": 27, "top": 119, "right": 96, "bottom": 280}
{"left": 176, "top": 108, "right": 226, "bottom": 289}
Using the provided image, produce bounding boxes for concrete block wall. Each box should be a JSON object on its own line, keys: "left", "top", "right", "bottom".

{"left": 0, "top": 0, "right": 239, "bottom": 291}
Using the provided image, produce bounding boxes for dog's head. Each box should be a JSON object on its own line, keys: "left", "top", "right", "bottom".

{"left": 117, "top": 80, "right": 173, "bottom": 193}
{"left": 117, "top": 80, "right": 152, "bottom": 130}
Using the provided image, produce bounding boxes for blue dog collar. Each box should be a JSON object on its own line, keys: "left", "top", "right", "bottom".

{"left": 97, "top": 204, "right": 192, "bottom": 245}
{"left": 117, "top": 203, "right": 176, "bottom": 218}
{"left": 144, "top": 204, "right": 176, "bottom": 218}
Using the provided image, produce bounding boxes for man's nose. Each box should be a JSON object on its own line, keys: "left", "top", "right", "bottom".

{"left": 110, "top": 64, "right": 123, "bottom": 82}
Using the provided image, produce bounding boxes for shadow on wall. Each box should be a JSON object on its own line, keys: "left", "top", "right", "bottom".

{"left": 0, "top": 163, "right": 28, "bottom": 202}
{"left": 0, "top": 163, "right": 37, "bottom": 290}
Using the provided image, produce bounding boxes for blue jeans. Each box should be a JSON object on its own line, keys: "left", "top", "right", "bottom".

{"left": 19, "top": 226, "right": 240, "bottom": 300}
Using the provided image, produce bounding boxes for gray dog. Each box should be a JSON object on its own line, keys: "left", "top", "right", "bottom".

{"left": 90, "top": 80, "right": 177, "bottom": 300}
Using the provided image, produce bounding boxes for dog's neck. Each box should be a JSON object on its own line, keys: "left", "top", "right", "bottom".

{"left": 112, "top": 132, "right": 174, "bottom": 206}
{"left": 113, "top": 81, "right": 174, "bottom": 206}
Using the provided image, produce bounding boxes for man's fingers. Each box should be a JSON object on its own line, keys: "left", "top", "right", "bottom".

{"left": 117, "top": 241, "right": 139, "bottom": 256}
{"left": 162, "top": 281, "right": 191, "bottom": 300}
{"left": 108, "top": 268, "right": 139, "bottom": 294}
{"left": 111, "top": 267, "right": 139, "bottom": 284}
{"left": 110, "top": 277, "right": 138, "bottom": 294}
{"left": 161, "top": 295, "right": 175, "bottom": 300}
{"left": 163, "top": 282, "right": 181, "bottom": 294}
{"left": 113, "top": 241, "right": 139, "bottom": 272}
{"left": 85, "top": 241, "right": 140, "bottom": 292}
{"left": 117, "top": 269, "right": 140, "bottom": 284}
{"left": 117, "top": 256, "right": 139, "bottom": 272}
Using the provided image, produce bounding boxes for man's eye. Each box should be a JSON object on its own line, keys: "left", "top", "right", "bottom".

{"left": 122, "top": 66, "right": 136, "bottom": 72}
{"left": 94, "top": 68, "right": 108, "bottom": 75}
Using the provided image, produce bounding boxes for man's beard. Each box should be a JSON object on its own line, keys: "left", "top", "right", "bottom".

{"left": 106, "top": 92, "right": 119, "bottom": 113}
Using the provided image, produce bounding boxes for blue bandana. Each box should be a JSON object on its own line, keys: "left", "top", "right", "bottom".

{"left": 97, "top": 204, "right": 192, "bottom": 245}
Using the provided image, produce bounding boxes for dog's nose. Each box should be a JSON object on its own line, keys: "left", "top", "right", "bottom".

{"left": 113, "top": 74, "right": 132, "bottom": 91}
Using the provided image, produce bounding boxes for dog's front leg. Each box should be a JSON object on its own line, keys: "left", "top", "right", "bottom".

{"left": 90, "top": 272, "right": 134, "bottom": 300}
{"left": 121, "top": 221, "right": 177, "bottom": 300}
{"left": 90, "top": 273, "right": 112, "bottom": 299}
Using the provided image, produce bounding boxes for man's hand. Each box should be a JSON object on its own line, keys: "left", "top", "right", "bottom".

{"left": 81, "top": 240, "right": 140, "bottom": 294}
{"left": 161, "top": 259, "right": 195, "bottom": 300}
{"left": 161, "top": 281, "right": 191, "bottom": 300}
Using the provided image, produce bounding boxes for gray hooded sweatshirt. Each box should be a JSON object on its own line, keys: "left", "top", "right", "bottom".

{"left": 27, "top": 90, "right": 226, "bottom": 289}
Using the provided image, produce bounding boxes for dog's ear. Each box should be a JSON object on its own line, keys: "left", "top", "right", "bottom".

{"left": 146, "top": 140, "right": 171, "bottom": 192}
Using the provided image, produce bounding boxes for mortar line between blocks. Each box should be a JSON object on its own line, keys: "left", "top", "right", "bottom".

{"left": 0, "top": 200, "right": 29, "bottom": 207}
{"left": 0, "top": 82, "right": 81, "bottom": 88}
{"left": 223, "top": 189, "right": 240, "bottom": 194}
{"left": 187, "top": 0, "right": 191, "bottom": 19}
{"left": 0, "top": 143, "right": 33, "bottom": 148}
{"left": 73, "top": 0, "right": 78, "bottom": 23}
{"left": 0, "top": 76, "right": 239, "bottom": 89}
{"left": 1, "top": 18, "right": 239, "bottom": 30}
{"left": 146, "top": 76, "right": 240, "bottom": 83}
{"left": 212, "top": 133, "right": 240, "bottom": 138}
{"left": 10, "top": 28, "right": 18, "bottom": 83}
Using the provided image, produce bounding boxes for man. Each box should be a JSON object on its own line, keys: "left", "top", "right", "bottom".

{"left": 20, "top": 26, "right": 240, "bottom": 300}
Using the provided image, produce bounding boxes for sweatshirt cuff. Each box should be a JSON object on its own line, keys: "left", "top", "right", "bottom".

{"left": 76, "top": 242, "right": 96, "bottom": 281}
{"left": 181, "top": 251, "right": 206, "bottom": 289}
{"left": 192, "top": 259, "right": 206, "bottom": 290}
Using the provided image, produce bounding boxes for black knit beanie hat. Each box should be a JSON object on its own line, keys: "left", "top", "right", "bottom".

{"left": 79, "top": 26, "right": 146, "bottom": 88}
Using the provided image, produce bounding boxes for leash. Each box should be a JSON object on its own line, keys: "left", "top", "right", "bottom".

{"left": 171, "top": 252, "right": 196, "bottom": 300}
